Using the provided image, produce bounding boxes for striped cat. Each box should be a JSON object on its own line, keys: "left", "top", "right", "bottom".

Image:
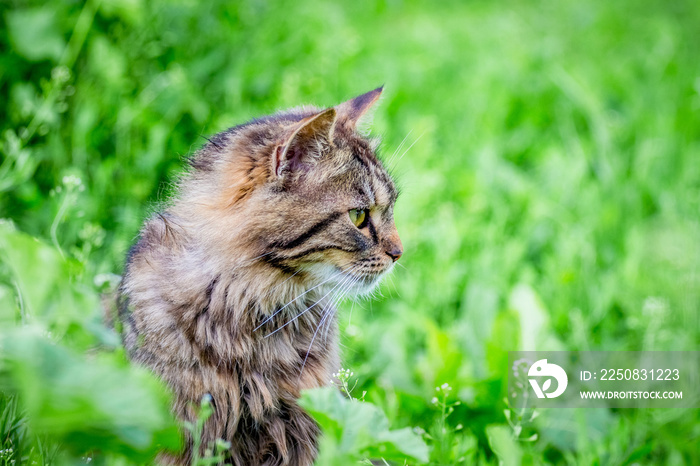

{"left": 117, "top": 87, "right": 402, "bottom": 465}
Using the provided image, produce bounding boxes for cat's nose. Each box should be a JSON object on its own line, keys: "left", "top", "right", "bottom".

{"left": 384, "top": 228, "right": 403, "bottom": 262}
{"left": 385, "top": 245, "right": 403, "bottom": 262}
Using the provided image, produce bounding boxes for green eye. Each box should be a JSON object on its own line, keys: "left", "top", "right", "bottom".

{"left": 349, "top": 208, "right": 369, "bottom": 228}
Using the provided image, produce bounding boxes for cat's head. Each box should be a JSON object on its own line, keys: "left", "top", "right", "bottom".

{"left": 183, "top": 87, "right": 401, "bottom": 295}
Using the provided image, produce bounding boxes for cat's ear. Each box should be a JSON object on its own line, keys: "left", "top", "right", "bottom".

{"left": 273, "top": 108, "right": 337, "bottom": 177}
{"left": 336, "top": 86, "right": 383, "bottom": 130}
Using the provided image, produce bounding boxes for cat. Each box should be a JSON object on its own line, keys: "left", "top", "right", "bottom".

{"left": 117, "top": 87, "right": 402, "bottom": 465}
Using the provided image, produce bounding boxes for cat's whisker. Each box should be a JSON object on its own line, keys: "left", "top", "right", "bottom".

{"left": 386, "top": 273, "right": 399, "bottom": 298}
{"left": 234, "top": 250, "right": 277, "bottom": 269}
{"left": 387, "top": 129, "right": 413, "bottom": 169}
{"left": 319, "top": 310, "right": 336, "bottom": 345}
{"left": 264, "top": 271, "right": 355, "bottom": 338}
{"left": 396, "top": 132, "right": 424, "bottom": 164}
{"left": 347, "top": 294, "right": 357, "bottom": 326}
{"left": 300, "top": 271, "right": 359, "bottom": 374}
{"left": 323, "top": 275, "right": 359, "bottom": 342}
{"left": 250, "top": 250, "right": 277, "bottom": 262}
{"left": 298, "top": 271, "right": 360, "bottom": 376}
{"left": 254, "top": 270, "right": 344, "bottom": 331}
{"left": 299, "top": 309, "right": 331, "bottom": 376}
{"left": 266, "top": 269, "right": 302, "bottom": 297}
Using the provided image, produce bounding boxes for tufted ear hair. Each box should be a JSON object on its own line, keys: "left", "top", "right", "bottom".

{"left": 273, "top": 108, "right": 337, "bottom": 177}
{"left": 335, "top": 86, "right": 383, "bottom": 130}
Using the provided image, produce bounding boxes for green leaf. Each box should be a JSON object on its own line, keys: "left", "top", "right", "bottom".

{"left": 508, "top": 283, "right": 564, "bottom": 351}
{"left": 370, "top": 427, "right": 430, "bottom": 463}
{"left": 486, "top": 309, "right": 520, "bottom": 376}
{"left": 0, "top": 327, "right": 181, "bottom": 460}
{"left": 0, "top": 222, "right": 116, "bottom": 348}
{"left": 0, "top": 220, "right": 64, "bottom": 319}
{"left": 299, "top": 387, "right": 429, "bottom": 463}
{"left": 5, "top": 8, "right": 66, "bottom": 62}
{"left": 486, "top": 425, "right": 522, "bottom": 466}
{"left": 0, "top": 284, "right": 18, "bottom": 325}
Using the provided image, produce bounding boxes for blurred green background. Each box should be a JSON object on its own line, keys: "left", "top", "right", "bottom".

{"left": 1, "top": 0, "right": 699, "bottom": 464}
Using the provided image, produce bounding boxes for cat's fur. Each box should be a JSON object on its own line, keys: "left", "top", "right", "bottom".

{"left": 117, "top": 87, "right": 402, "bottom": 465}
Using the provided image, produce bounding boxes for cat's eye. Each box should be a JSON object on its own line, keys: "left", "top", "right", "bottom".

{"left": 349, "top": 208, "right": 369, "bottom": 229}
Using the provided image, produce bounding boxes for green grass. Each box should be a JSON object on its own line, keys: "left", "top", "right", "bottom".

{"left": 1, "top": 0, "right": 699, "bottom": 464}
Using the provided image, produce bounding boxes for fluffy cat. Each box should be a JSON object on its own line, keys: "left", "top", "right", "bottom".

{"left": 117, "top": 87, "right": 402, "bottom": 465}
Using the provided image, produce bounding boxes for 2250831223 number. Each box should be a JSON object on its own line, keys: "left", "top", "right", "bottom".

{"left": 600, "top": 369, "right": 680, "bottom": 381}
